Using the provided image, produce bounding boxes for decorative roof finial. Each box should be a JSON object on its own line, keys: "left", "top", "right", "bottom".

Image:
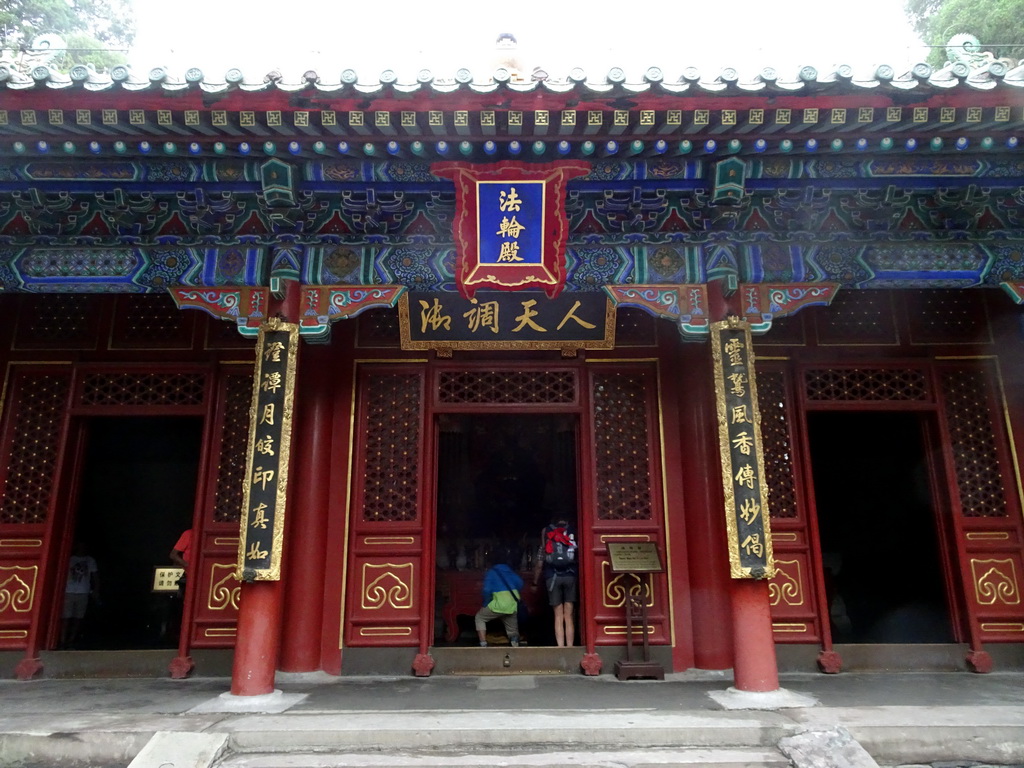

{"left": 493, "top": 31, "right": 524, "bottom": 82}
{"left": 945, "top": 33, "right": 1016, "bottom": 71}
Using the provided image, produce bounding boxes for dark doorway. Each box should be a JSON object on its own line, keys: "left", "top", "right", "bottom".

{"left": 808, "top": 411, "right": 953, "bottom": 644}
{"left": 434, "top": 413, "right": 578, "bottom": 647}
{"left": 64, "top": 417, "right": 201, "bottom": 650}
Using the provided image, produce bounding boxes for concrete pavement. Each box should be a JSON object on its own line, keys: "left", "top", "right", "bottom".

{"left": 0, "top": 669, "right": 1022, "bottom": 767}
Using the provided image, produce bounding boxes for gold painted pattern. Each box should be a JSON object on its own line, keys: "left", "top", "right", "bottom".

{"left": 204, "top": 627, "right": 237, "bottom": 637}
{"left": 771, "top": 532, "right": 798, "bottom": 543}
{"left": 208, "top": 563, "right": 241, "bottom": 611}
{"left": 772, "top": 623, "right": 809, "bottom": 632}
{"left": 361, "top": 563, "right": 414, "bottom": 610}
{"left": 601, "top": 565, "right": 653, "bottom": 608}
{"left": 971, "top": 559, "right": 1021, "bottom": 605}
{"left": 966, "top": 532, "right": 1010, "bottom": 541}
{"left": 359, "top": 626, "right": 414, "bottom": 636}
{"left": 364, "top": 536, "right": 415, "bottom": 545}
{"left": 0, "top": 565, "right": 37, "bottom": 614}
{"left": 602, "top": 625, "right": 654, "bottom": 636}
{"left": 768, "top": 560, "right": 804, "bottom": 607}
{"left": 980, "top": 622, "right": 1024, "bottom": 632}
{"left": 0, "top": 539, "right": 42, "bottom": 547}
{"left": 214, "top": 537, "right": 240, "bottom": 547}
{"left": 0, "top": 629, "right": 28, "bottom": 639}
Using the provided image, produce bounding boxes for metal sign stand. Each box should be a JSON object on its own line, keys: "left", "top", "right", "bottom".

{"left": 607, "top": 541, "right": 665, "bottom": 681}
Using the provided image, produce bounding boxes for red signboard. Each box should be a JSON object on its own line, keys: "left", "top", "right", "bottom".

{"left": 432, "top": 160, "right": 590, "bottom": 298}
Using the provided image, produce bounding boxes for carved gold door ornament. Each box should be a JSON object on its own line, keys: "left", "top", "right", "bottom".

{"left": 602, "top": 569, "right": 653, "bottom": 609}
{"left": 0, "top": 565, "right": 37, "bottom": 614}
{"left": 768, "top": 560, "right": 804, "bottom": 607}
{"left": 361, "top": 563, "right": 414, "bottom": 610}
{"left": 208, "top": 563, "right": 241, "bottom": 611}
{"left": 971, "top": 559, "right": 1021, "bottom": 605}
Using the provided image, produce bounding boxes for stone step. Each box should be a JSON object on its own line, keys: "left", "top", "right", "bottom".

{"left": 215, "top": 710, "right": 794, "bottom": 754}
{"left": 428, "top": 646, "right": 585, "bottom": 675}
{"left": 214, "top": 746, "right": 791, "bottom": 768}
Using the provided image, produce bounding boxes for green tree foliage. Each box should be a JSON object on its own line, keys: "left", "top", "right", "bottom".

{"left": 0, "top": 0, "right": 135, "bottom": 71}
{"left": 905, "top": 0, "right": 1024, "bottom": 67}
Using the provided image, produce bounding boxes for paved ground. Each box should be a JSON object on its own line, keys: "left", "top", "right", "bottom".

{"left": 1, "top": 670, "right": 1022, "bottom": 767}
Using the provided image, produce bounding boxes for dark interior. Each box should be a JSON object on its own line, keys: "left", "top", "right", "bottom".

{"left": 809, "top": 411, "right": 954, "bottom": 644}
{"left": 64, "top": 417, "right": 201, "bottom": 650}
{"left": 434, "top": 413, "right": 578, "bottom": 646}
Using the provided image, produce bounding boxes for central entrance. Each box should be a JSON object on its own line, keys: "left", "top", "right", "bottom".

{"left": 434, "top": 413, "right": 578, "bottom": 648}
{"left": 342, "top": 361, "right": 672, "bottom": 675}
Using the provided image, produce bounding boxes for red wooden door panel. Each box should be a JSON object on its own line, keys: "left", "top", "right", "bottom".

{"left": 0, "top": 368, "right": 72, "bottom": 651}
{"left": 587, "top": 366, "right": 670, "bottom": 647}
{"left": 188, "top": 532, "right": 242, "bottom": 647}
{"left": 344, "top": 367, "right": 427, "bottom": 647}
{"left": 187, "top": 368, "right": 252, "bottom": 648}
{"left": 759, "top": 365, "right": 826, "bottom": 643}
{"left": 937, "top": 363, "right": 1024, "bottom": 645}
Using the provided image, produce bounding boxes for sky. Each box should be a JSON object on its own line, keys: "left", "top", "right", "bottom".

{"left": 127, "top": 0, "right": 929, "bottom": 84}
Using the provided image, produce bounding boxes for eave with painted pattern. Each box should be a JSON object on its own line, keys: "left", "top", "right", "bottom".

{"left": 0, "top": 61, "right": 1022, "bottom": 335}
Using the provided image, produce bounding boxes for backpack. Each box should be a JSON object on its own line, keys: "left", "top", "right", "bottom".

{"left": 544, "top": 525, "right": 577, "bottom": 567}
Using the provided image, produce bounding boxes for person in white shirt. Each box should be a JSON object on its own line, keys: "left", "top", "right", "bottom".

{"left": 61, "top": 541, "right": 99, "bottom": 649}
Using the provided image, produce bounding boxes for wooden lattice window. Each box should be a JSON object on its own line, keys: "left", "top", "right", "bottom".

{"left": 0, "top": 372, "right": 70, "bottom": 524}
{"left": 362, "top": 373, "right": 421, "bottom": 522}
{"left": 941, "top": 368, "right": 1008, "bottom": 518}
{"left": 593, "top": 372, "right": 653, "bottom": 521}
{"left": 206, "top": 316, "right": 252, "bottom": 349}
{"left": 614, "top": 308, "right": 658, "bottom": 347}
{"left": 805, "top": 367, "right": 929, "bottom": 402}
{"left": 356, "top": 309, "right": 401, "bottom": 347}
{"left": 438, "top": 370, "right": 575, "bottom": 405}
{"left": 907, "top": 289, "right": 989, "bottom": 345}
{"left": 815, "top": 290, "right": 897, "bottom": 345}
{"left": 110, "top": 294, "right": 193, "bottom": 347}
{"left": 15, "top": 294, "right": 97, "bottom": 348}
{"left": 755, "top": 313, "right": 806, "bottom": 347}
{"left": 758, "top": 371, "right": 798, "bottom": 519}
{"left": 79, "top": 372, "right": 205, "bottom": 407}
{"left": 212, "top": 374, "right": 252, "bottom": 524}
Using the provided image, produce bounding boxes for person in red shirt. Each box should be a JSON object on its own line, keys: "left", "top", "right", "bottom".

{"left": 169, "top": 528, "right": 192, "bottom": 595}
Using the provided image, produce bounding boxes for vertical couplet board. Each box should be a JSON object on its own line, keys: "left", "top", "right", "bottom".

{"left": 711, "top": 318, "right": 775, "bottom": 580}
{"left": 237, "top": 319, "right": 298, "bottom": 581}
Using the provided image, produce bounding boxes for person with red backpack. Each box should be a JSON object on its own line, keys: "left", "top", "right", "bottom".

{"left": 533, "top": 516, "right": 577, "bottom": 647}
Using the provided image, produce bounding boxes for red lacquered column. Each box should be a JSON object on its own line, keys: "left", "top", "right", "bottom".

{"left": 730, "top": 579, "right": 779, "bottom": 691}
{"left": 229, "top": 277, "right": 300, "bottom": 695}
{"left": 279, "top": 344, "right": 331, "bottom": 671}
{"left": 231, "top": 579, "right": 284, "bottom": 695}
{"left": 708, "top": 279, "right": 780, "bottom": 691}
{"left": 681, "top": 343, "right": 733, "bottom": 670}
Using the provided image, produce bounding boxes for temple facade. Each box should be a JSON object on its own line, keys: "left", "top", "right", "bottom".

{"left": 0, "top": 52, "right": 1023, "bottom": 685}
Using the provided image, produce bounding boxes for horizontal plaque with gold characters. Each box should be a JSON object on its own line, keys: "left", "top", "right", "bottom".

{"left": 607, "top": 542, "right": 664, "bottom": 574}
{"left": 399, "top": 291, "right": 614, "bottom": 352}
